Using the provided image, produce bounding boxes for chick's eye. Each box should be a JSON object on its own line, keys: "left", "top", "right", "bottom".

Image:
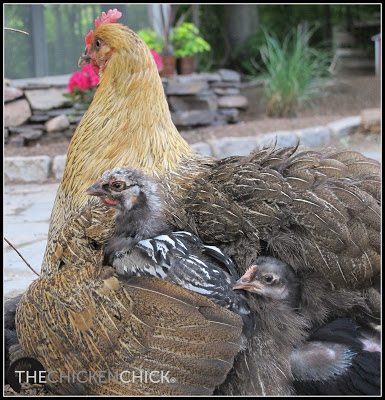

{"left": 263, "top": 274, "right": 275, "bottom": 284}
{"left": 111, "top": 181, "right": 126, "bottom": 191}
{"left": 95, "top": 39, "right": 101, "bottom": 49}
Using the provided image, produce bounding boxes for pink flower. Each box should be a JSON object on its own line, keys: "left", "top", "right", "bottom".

{"left": 67, "top": 64, "right": 100, "bottom": 93}
{"left": 82, "top": 63, "right": 100, "bottom": 87}
{"left": 150, "top": 49, "right": 163, "bottom": 71}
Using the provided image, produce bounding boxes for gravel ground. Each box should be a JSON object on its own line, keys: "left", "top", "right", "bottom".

{"left": 4, "top": 75, "right": 380, "bottom": 158}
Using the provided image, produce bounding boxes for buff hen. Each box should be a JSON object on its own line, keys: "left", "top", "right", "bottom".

{"left": 14, "top": 8, "right": 380, "bottom": 396}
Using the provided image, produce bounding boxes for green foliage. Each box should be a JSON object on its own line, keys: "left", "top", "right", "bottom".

{"left": 63, "top": 88, "right": 96, "bottom": 109}
{"left": 171, "top": 22, "right": 211, "bottom": 58}
{"left": 137, "top": 29, "right": 163, "bottom": 53}
{"left": 4, "top": 5, "right": 34, "bottom": 78}
{"left": 231, "top": 30, "right": 266, "bottom": 76}
{"left": 256, "top": 25, "right": 331, "bottom": 117}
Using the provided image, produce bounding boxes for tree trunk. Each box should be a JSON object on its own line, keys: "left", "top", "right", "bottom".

{"left": 224, "top": 5, "right": 258, "bottom": 50}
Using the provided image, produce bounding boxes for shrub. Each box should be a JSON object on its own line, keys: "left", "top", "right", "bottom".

{"left": 137, "top": 29, "right": 163, "bottom": 53}
{"left": 171, "top": 22, "right": 210, "bottom": 58}
{"left": 256, "top": 25, "right": 331, "bottom": 117}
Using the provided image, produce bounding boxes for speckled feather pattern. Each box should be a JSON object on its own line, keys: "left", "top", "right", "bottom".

{"left": 16, "top": 201, "right": 243, "bottom": 395}
{"left": 17, "top": 20, "right": 381, "bottom": 396}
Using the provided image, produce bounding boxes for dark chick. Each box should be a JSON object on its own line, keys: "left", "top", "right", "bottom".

{"left": 235, "top": 257, "right": 381, "bottom": 395}
{"left": 233, "top": 256, "right": 301, "bottom": 309}
{"left": 86, "top": 167, "right": 252, "bottom": 329}
{"left": 291, "top": 318, "right": 380, "bottom": 395}
{"left": 86, "top": 167, "right": 170, "bottom": 264}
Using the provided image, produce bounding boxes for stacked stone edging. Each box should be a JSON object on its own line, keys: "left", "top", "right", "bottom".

{"left": 5, "top": 114, "right": 378, "bottom": 184}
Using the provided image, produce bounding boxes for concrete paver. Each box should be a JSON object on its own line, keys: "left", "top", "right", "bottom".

{"left": 4, "top": 183, "right": 59, "bottom": 296}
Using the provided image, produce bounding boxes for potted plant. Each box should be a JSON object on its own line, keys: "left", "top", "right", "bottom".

{"left": 171, "top": 22, "right": 211, "bottom": 75}
{"left": 137, "top": 13, "right": 176, "bottom": 77}
{"left": 137, "top": 29, "right": 164, "bottom": 72}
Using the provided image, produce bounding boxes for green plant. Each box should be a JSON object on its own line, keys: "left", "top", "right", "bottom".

{"left": 255, "top": 24, "right": 331, "bottom": 117}
{"left": 171, "top": 22, "right": 210, "bottom": 58}
{"left": 137, "top": 29, "right": 163, "bottom": 53}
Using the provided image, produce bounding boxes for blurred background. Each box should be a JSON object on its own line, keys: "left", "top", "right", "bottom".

{"left": 4, "top": 4, "right": 381, "bottom": 78}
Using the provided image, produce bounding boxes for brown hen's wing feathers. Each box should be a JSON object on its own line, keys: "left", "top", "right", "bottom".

{"left": 16, "top": 203, "right": 242, "bottom": 396}
{"left": 165, "top": 147, "right": 380, "bottom": 288}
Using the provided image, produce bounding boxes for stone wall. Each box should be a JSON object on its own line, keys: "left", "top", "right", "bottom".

{"left": 4, "top": 70, "right": 248, "bottom": 147}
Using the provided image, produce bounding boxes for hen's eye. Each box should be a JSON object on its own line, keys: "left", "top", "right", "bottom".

{"left": 111, "top": 181, "right": 126, "bottom": 191}
{"left": 95, "top": 39, "right": 101, "bottom": 49}
{"left": 263, "top": 274, "right": 275, "bottom": 284}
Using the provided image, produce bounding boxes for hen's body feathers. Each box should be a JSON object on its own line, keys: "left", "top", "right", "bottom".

{"left": 163, "top": 147, "right": 380, "bottom": 289}
{"left": 16, "top": 203, "right": 243, "bottom": 395}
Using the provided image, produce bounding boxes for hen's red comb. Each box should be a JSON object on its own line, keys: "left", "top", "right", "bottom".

{"left": 95, "top": 9, "right": 122, "bottom": 28}
{"left": 85, "top": 9, "right": 122, "bottom": 46}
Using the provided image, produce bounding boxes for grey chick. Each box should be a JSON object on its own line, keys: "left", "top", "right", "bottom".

{"left": 233, "top": 257, "right": 381, "bottom": 395}
{"left": 86, "top": 167, "right": 252, "bottom": 332}
{"left": 86, "top": 167, "right": 171, "bottom": 264}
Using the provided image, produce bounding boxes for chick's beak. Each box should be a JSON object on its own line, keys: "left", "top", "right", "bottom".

{"left": 86, "top": 182, "right": 107, "bottom": 197}
{"left": 78, "top": 52, "right": 91, "bottom": 68}
{"left": 233, "top": 265, "right": 263, "bottom": 291}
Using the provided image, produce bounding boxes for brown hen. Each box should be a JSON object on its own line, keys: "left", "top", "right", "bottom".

{"left": 15, "top": 9, "right": 380, "bottom": 396}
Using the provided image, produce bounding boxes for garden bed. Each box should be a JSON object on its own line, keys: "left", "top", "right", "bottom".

{"left": 4, "top": 75, "right": 380, "bottom": 159}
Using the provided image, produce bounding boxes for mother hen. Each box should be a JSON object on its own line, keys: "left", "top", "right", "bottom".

{"left": 16, "top": 9, "right": 380, "bottom": 396}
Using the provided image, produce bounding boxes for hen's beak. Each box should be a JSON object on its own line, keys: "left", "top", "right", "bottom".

{"left": 78, "top": 52, "right": 91, "bottom": 68}
{"left": 86, "top": 182, "right": 107, "bottom": 197}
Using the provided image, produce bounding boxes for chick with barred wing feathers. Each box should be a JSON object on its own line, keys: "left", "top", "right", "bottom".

{"left": 85, "top": 167, "right": 252, "bottom": 332}
{"left": 15, "top": 8, "right": 380, "bottom": 396}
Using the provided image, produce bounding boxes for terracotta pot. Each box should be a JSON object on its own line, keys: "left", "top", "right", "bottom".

{"left": 177, "top": 56, "right": 196, "bottom": 75}
{"left": 160, "top": 55, "right": 177, "bottom": 77}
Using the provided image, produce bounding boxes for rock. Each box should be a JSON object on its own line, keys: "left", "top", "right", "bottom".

{"left": 172, "top": 110, "right": 215, "bottom": 127}
{"left": 214, "top": 87, "right": 240, "bottom": 96}
{"left": 46, "top": 108, "right": 74, "bottom": 117}
{"left": 166, "top": 79, "right": 208, "bottom": 95}
{"left": 218, "top": 69, "right": 241, "bottom": 82}
{"left": 198, "top": 72, "right": 221, "bottom": 82}
{"left": 8, "top": 135, "right": 25, "bottom": 147}
{"left": 29, "top": 114, "right": 50, "bottom": 122}
{"left": 197, "top": 93, "right": 218, "bottom": 112}
{"left": 211, "top": 117, "right": 228, "bottom": 127}
{"left": 218, "top": 95, "right": 248, "bottom": 109}
{"left": 8, "top": 124, "right": 45, "bottom": 135}
{"left": 211, "top": 136, "right": 259, "bottom": 158}
{"left": 68, "top": 114, "right": 83, "bottom": 124}
{"left": 218, "top": 108, "right": 239, "bottom": 123}
{"left": 24, "top": 88, "right": 69, "bottom": 111}
{"left": 4, "top": 156, "right": 51, "bottom": 183}
{"left": 327, "top": 116, "right": 361, "bottom": 138}
{"left": 45, "top": 115, "right": 70, "bottom": 132}
{"left": 4, "top": 99, "right": 32, "bottom": 127}
{"left": 296, "top": 126, "right": 331, "bottom": 148}
{"left": 211, "top": 81, "right": 241, "bottom": 89}
{"left": 8, "top": 125, "right": 44, "bottom": 143}
{"left": 360, "top": 108, "right": 381, "bottom": 133}
{"left": 191, "top": 142, "right": 213, "bottom": 157}
{"left": 52, "top": 155, "right": 67, "bottom": 180}
{"left": 257, "top": 131, "right": 298, "bottom": 149}
{"left": 168, "top": 96, "right": 216, "bottom": 112}
{"left": 4, "top": 86, "right": 24, "bottom": 103}
{"left": 11, "top": 74, "right": 71, "bottom": 89}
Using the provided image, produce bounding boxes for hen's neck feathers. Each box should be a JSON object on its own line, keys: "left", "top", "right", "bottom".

{"left": 62, "top": 46, "right": 192, "bottom": 208}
